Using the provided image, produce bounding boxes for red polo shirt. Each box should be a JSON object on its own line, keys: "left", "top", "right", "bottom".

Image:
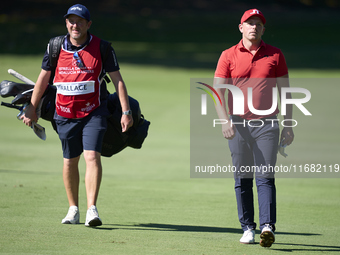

{"left": 215, "top": 40, "right": 288, "bottom": 119}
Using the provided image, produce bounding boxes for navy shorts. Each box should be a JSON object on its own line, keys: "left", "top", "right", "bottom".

{"left": 55, "top": 105, "right": 109, "bottom": 159}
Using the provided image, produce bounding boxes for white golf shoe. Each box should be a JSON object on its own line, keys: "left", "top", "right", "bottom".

{"left": 260, "top": 224, "right": 275, "bottom": 247}
{"left": 61, "top": 206, "right": 79, "bottom": 224}
{"left": 85, "top": 205, "right": 102, "bottom": 227}
{"left": 240, "top": 228, "right": 255, "bottom": 244}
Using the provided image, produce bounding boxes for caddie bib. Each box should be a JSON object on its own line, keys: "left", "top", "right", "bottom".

{"left": 54, "top": 35, "right": 102, "bottom": 119}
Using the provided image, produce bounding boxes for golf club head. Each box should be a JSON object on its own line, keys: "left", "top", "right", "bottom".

{"left": 12, "top": 93, "right": 31, "bottom": 105}
{"left": 0, "top": 80, "right": 34, "bottom": 98}
{"left": 32, "top": 122, "right": 46, "bottom": 141}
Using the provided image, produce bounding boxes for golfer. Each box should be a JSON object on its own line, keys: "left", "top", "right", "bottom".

{"left": 213, "top": 9, "right": 294, "bottom": 247}
{"left": 22, "top": 4, "right": 133, "bottom": 227}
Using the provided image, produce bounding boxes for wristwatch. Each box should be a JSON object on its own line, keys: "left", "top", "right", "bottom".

{"left": 122, "top": 110, "right": 132, "bottom": 116}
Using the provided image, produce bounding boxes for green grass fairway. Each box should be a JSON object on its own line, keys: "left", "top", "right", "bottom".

{"left": 0, "top": 55, "right": 340, "bottom": 254}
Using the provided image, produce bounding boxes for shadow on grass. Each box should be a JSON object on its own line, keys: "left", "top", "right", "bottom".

{"left": 97, "top": 223, "right": 320, "bottom": 237}
{"left": 96, "top": 223, "right": 340, "bottom": 252}
{"left": 0, "top": 169, "right": 59, "bottom": 175}
{"left": 102, "top": 223, "right": 243, "bottom": 234}
{"left": 272, "top": 242, "right": 340, "bottom": 253}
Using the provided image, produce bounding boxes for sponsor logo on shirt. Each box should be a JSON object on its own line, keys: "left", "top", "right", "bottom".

{"left": 56, "top": 105, "right": 71, "bottom": 113}
{"left": 81, "top": 102, "right": 96, "bottom": 112}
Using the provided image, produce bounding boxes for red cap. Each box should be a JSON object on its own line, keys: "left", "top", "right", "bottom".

{"left": 240, "top": 9, "right": 266, "bottom": 24}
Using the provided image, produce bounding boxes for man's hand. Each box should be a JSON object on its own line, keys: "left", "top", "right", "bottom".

{"left": 121, "top": 114, "right": 133, "bottom": 133}
{"left": 222, "top": 123, "right": 236, "bottom": 140}
{"left": 280, "top": 127, "right": 294, "bottom": 146}
{"left": 21, "top": 104, "right": 38, "bottom": 127}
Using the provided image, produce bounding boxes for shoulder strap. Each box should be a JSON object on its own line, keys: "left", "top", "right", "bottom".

{"left": 48, "top": 35, "right": 64, "bottom": 85}
{"left": 100, "top": 39, "right": 111, "bottom": 65}
{"left": 99, "top": 39, "right": 112, "bottom": 84}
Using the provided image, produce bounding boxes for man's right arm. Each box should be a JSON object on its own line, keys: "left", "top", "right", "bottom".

{"left": 214, "top": 77, "right": 235, "bottom": 140}
{"left": 22, "top": 69, "right": 51, "bottom": 126}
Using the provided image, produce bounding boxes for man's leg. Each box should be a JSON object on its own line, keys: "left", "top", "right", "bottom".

{"left": 252, "top": 122, "right": 279, "bottom": 231}
{"left": 234, "top": 177, "right": 256, "bottom": 231}
{"left": 83, "top": 150, "right": 102, "bottom": 209}
{"left": 256, "top": 177, "right": 276, "bottom": 229}
{"left": 61, "top": 156, "right": 81, "bottom": 224}
{"left": 63, "top": 156, "right": 81, "bottom": 207}
{"left": 82, "top": 110, "right": 107, "bottom": 207}
{"left": 82, "top": 111, "right": 107, "bottom": 227}
{"left": 256, "top": 171, "right": 276, "bottom": 248}
{"left": 55, "top": 117, "right": 83, "bottom": 211}
{"left": 251, "top": 120, "right": 279, "bottom": 247}
{"left": 83, "top": 150, "right": 103, "bottom": 227}
{"left": 229, "top": 119, "right": 256, "bottom": 232}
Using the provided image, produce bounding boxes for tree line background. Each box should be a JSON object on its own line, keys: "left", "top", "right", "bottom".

{"left": 1, "top": 0, "right": 339, "bottom": 69}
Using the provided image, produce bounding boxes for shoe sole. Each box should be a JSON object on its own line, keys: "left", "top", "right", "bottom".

{"left": 240, "top": 241, "right": 255, "bottom": 244}
{"left": 260, "top": 231, "right": 275, "bottom": 247}
{"left": 61, "top": 219, "right": 79, "bottom": 224}
{"left": 85, "top": 217, "right": 102, "bottom": 227}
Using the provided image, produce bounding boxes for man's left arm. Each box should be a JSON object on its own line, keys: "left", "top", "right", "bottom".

{"left": 108, "top": 70, "right": 133, "bottom": 132}
{"left": 277, "top": 74, "right": 294, "bottom": 146}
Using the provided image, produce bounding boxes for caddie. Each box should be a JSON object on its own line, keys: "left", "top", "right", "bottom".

{"left": 22, "top": 4, "right": 133, "bottom": 227}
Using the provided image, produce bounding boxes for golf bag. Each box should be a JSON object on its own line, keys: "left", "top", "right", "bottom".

{"left": 0, "top": 79, "right": 150, "bottom": 157}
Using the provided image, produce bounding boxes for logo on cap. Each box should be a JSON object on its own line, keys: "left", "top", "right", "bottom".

{"left": 240, "top": 8, "right": 266, "bottom": 25}
{"left": 64, "top": 4, "right": 91, "bottom": 21}
{"left": 70, "top": 6, "right": 83, "bottom": 11}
